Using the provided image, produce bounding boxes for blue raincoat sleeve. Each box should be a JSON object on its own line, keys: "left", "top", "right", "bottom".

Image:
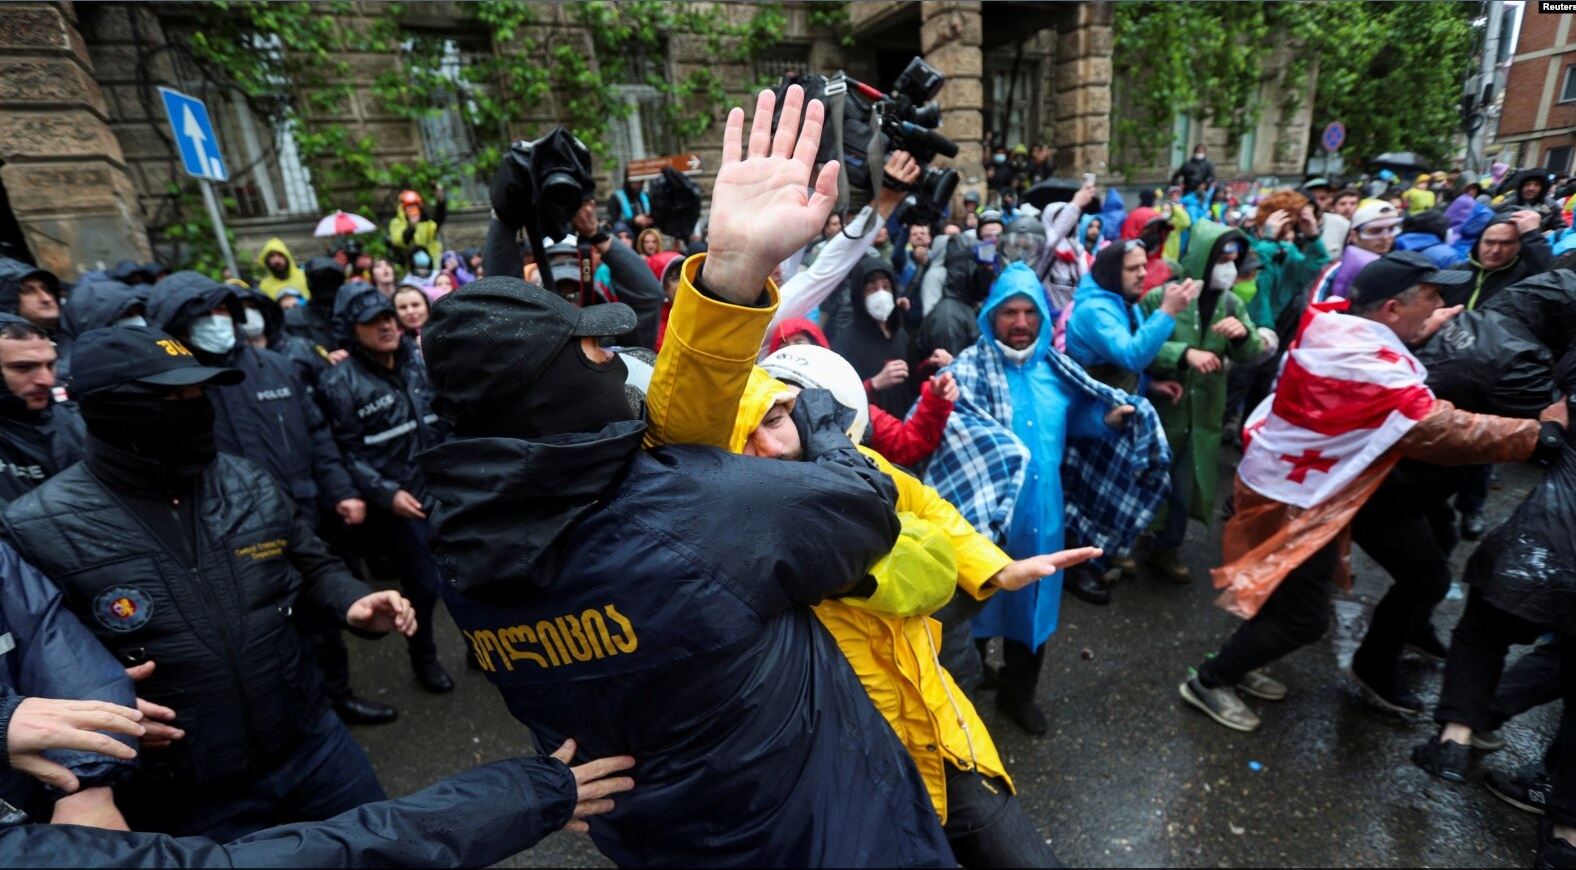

{"left": 0, "top": 542, "right": 136, "bottom": 795}
{"left": 0, "top": 756, "right": 577, "bottom": 868}
{"left": 1065, "top": 274, "right": 1175, "bottom": 373}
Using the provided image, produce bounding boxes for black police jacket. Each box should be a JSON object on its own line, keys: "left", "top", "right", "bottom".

{"left": 422, "top": 420, "right": 953, "bottom": 868}
{"left": 0, "top": 755, "right": 575, "bottom": 868}
{"left": 0, "top": 447, "right": 370, "bottom": 790}
{"left": 317, "top": 342, "right": 441, "bottom": 511}
{"left": 283, "top": 302, "right": 336, "bottom": 358}
{"left": 209, "top": 345, "right": 358, "bottom": 526}
{"left": 0, "top": 401, "right": 84, "bottom": 506}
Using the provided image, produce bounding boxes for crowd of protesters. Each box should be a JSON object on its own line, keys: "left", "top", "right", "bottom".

{"left": 1, "top": 79, "right": 1576, "bottom": 869}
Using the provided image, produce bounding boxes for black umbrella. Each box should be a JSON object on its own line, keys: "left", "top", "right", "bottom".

{"left": 1023, "top": 177, "right": 1100, "bottom": 214}
{"left": 1369, "top": 151, "right": 1430, "bottom": 175}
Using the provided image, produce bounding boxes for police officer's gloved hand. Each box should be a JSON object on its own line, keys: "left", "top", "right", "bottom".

{"left": 790, "top": 388, "right": 900, "bottom": 515}
{"left": 491, "top": 140, "right": 536, "bottom": 229}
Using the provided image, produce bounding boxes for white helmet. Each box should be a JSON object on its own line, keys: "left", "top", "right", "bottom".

{"left": 760, "top": 345, "right": 870, "bottom": 443}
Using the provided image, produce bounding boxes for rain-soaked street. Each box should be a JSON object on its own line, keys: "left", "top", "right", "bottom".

{"left": 345, "top": 459, "right": 1555, "bottom": 868}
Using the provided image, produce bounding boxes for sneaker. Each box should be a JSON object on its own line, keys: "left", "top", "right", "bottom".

{"left": 997, "top": 695, "right": 1049, "bottom": 736}
{"left": 1146, "top": 549, "right": 1192, "bottom": 584}
{"left": 1404, "top": 627, "right": 1448, "bottom": 664}
{"left": 1486, "top": 763, "right": 1551, "bottom": 815}
{"left": 1471, "top": 730, "right": 1506, "bottom": 752}
{"left": 1180, "top": 676, "right": 1261, "bottom": 732}
{"left": 1349, "top": 660, "right": 1424, "bottom": 715}
{"left": 1237, "top": 669, "right": 1287, "bottom": 702}
{"left": 1411, "top": 737, "right": 1471, "bottom": 783}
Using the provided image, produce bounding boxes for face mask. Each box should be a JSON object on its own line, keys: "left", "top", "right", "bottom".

{"left": 188, "top": 314, "right": 236, "bottom": 354}
{"left": 975, "top": 241, "right": 997, "bottom": 264}
{"left": 994, "top": 154, "right": 1007, "bottom": 165}
{"left": 81, "top": 393, "right": 217, "bottom": 478}
{"left": 1210, "top": 261, "right": 1238, "bottom": 291}
{"left": 114, "top": 314, "right": 147, "bottom": 328}
{"left": 241, "top": 307, "right": 266, "bottom": 339}
{"left": 864, "top": 289, "right": 896, "bottom": 322}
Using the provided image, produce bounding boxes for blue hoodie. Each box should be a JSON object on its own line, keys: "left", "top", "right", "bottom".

{"left": 1450, "top": 203, "right": 1496, "bottom": 262}
{"left": 1064, "top": 258, "right": 1175, "bottom": 393}
{"left": 971, "top": 263, "right": 1109, "bottom": 648}
{"left": 1077, "top": 213, "right": 1105, "bottom": 255}
{"left": 1099, "top": 189, "right": 1127, "bottom": 242}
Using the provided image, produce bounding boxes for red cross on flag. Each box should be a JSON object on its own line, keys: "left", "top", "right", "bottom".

{"left": 1238, "top": 301, "right": 1436, "bottom": 509}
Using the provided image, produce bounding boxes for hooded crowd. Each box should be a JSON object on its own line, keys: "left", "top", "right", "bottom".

{"left": 0, "top": 80, "right": 1574, "bottom": 869}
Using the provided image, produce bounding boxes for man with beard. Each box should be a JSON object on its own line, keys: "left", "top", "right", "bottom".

{"left": 0, "top": 315, "right": 84, "bottom": 503}
{"left": 255, "top": 239, "right": 309, "bottom": 302}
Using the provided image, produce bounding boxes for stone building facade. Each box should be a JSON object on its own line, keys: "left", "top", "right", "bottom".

{"left": 1, "top": 1, "right": 1307, "bottom": 281}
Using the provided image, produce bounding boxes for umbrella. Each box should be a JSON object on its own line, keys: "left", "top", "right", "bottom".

{"left": 1369, "top": 152, "right": 1430, "bottom": 175}
{"left": 1023, "top": 177, "right": 1101, "bottom": 214}
{"left": 313, "top": 210, "right": 377, "bottom": 237}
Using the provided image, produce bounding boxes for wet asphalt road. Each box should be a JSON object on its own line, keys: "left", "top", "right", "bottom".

{"left": 344, "top": 459, "right": 1555, "bottom": 868}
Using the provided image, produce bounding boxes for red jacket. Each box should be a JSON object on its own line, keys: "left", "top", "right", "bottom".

{"left": 767, "top": 317, "right": 953, "bottom": 467}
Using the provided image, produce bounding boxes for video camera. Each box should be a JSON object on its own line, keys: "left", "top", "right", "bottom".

{"left": 492, "top": 127, "right": 596, "bottom": 246}
{"left": 773, "top": 57, "right": 960, "bottom": 227}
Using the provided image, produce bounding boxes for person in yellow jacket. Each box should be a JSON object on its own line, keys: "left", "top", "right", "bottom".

{"left": 388, "top": 188, "right": 447, "bottom": 269}
{"left": 646, "top": 248, "right": 1098, "bottom": 864}
{"left": 254, "top": 237, "right": 309, "bottom": 302}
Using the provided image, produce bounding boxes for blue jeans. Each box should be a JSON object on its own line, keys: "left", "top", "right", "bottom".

{"left": 1153, "top": 435, "right": 1193, "bottom": 553}
{"left": 124, "top": 709, "right": 386, "bottom": 840}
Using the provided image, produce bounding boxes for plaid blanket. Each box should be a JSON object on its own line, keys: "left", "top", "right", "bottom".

{"left": 925, "top": 335, "right": 1171, "bottom": 555}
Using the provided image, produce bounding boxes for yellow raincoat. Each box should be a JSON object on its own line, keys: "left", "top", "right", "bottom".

{"left": 644, "top": 254, "right": 1014, "bottom": 820}
{"left": 253, "top": 238, "right": 308, "bottom": 301}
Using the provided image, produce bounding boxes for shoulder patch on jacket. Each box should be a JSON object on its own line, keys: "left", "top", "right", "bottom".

{"left": 94, "top": 586, "right": 153, "bottom": 632}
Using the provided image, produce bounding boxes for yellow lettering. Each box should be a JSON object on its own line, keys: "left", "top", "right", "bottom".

{"left": 498, "top": 625, "right": 550, "bottom": 669}
{"left": 556, "top": 615, "right": 594, "bottom": 662}
{"left": 155, "top": 339, "right": 193, "bottom": 357}
{"left": 580, "top": 609, "right": 611, "bottom": 659}
{"left": 462, "top": 630, "right": 498, "bottom": 672}
{"left": 604, "top": 605, "right": 639, "bottom": 654}
{"left": 534, "top": 620, "right": 569, "bottom": 667}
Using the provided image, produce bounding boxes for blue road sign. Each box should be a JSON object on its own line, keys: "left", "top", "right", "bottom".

{"left": 1320, "top": 121, "right": 1346, "bottom": 153}
{"left": 157, "top": 87, "right": 228, "bottom": 183}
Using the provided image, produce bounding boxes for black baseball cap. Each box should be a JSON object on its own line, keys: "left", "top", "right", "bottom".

{"left": 422, "top": 276, "right": 636, "bottom": 409}
{"left": 70, "top": 324, "right": 243, "bottom": 396}
{"left": 1348, "top": 250, "right": 1472, "bottom": 305}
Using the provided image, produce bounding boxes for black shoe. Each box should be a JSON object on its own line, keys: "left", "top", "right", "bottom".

{"left": 1412, "top": 737, "right": 1471, "bottom": 783}
{"left": 412, "top": 658, "right": 455, "bottom": 694}
{"left": 1461, "top": 511, "right": 1486, "bottom": 540}
{"left": 1486, "top": 763, "right": 1551, "bottom": 816}
{"left": 1403, "top": 626, "right": 1448, "bottom": 664}
{"left": 1349, "top": 658, "right": 1424, "bottom": 715}
{"left": 1064, "top": 566, "right": 1111, "bottom": 606}
{"left": 333, "top": 694, "right": 399, "bottom": 726}
{"left": 997, "top": 695, "right": 1049, "bottom": 736}
{"left": 980, "top": 662, "right": 1001, "bottom": 691}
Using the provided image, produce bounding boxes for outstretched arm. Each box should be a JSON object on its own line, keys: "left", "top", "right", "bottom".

{"left": 645, "top": 85, "right": 842, "bottom": 449}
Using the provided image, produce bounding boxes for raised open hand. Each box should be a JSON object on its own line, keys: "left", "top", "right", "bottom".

{"left": 702, "top": 86, "right": 841, "bottom": 302}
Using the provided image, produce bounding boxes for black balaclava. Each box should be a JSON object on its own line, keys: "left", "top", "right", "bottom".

{"left": 463, "top": 339, "right": 634, "bottom": 439}
{"left": 80, "top": 389, "right": 217, "bottom": 479}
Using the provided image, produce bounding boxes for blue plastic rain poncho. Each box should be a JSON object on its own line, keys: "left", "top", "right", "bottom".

{"left": 1099, "top": 189, "right": 1127, "bottom": 242}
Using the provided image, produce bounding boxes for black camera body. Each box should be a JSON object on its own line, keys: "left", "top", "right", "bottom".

{"left": 492, "top": 127, "right": 596, "bottom": 243}
{"left": 774, "top": 57, "right": 959, "bottom": 226}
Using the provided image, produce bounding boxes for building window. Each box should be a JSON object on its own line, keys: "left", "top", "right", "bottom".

{"left": 985, "top": 66, "right": 1035, "bottom": 148}
{"left": 753, "top": 46, "right": 811, "bottom": 87}
{"left": 1562, "top": 66, "right": 1576, "bottom": 104}
{"left": 167, "top": 34, "right": 320, "bottom": 219}
{"left": 608, "top": 48, "right": 677, "bottom": 166}
{"left": 1546, "top": 145, "right": 1573, "bottom": 176}
{"left": 404, "top": 34, "right": 490, "bottom": 207}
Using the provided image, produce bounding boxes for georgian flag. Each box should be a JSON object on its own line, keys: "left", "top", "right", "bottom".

{"left": 1238, "top": 301, "right": 1436, "bottom": 509}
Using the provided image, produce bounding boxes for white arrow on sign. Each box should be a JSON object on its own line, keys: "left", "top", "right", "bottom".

{"left": 182, "top": 105, "right": 213, "bottom": 179}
